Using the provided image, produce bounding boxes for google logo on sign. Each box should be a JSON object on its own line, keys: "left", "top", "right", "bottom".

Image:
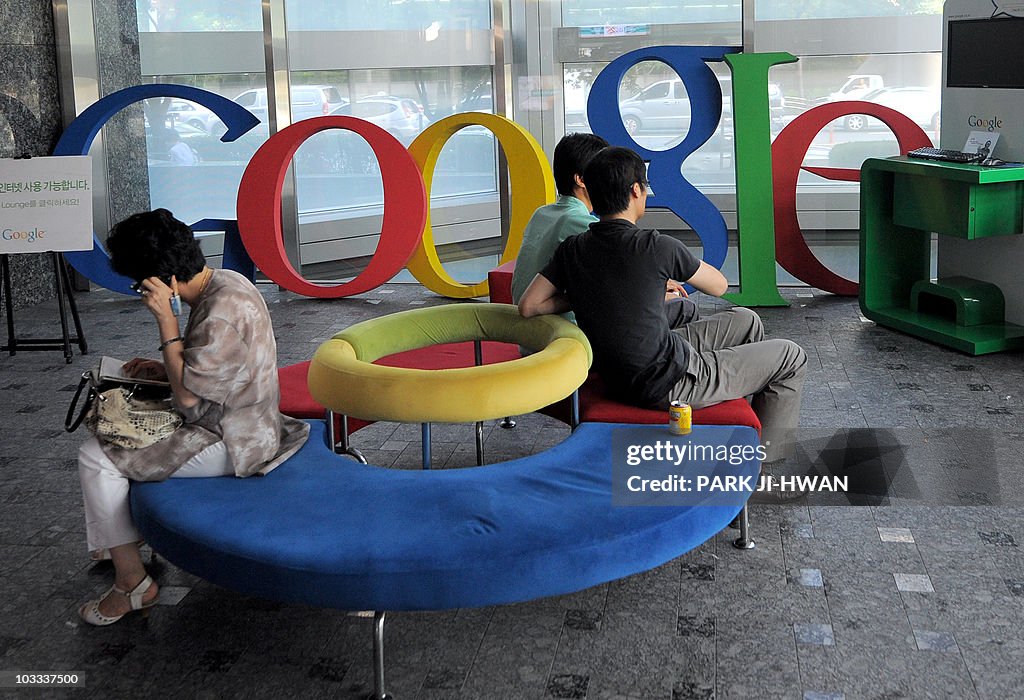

{"left": 967, "top": 115, "right": 1003, "bottom": 131}
{"left": 2, "top": 228, "right": 46, "bottom": 243}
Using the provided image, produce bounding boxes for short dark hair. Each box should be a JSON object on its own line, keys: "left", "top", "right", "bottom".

{"left": 582, "top": 147, "right": 648, "bottom": 216}
{"left": 105, "top": 208, "right": 206, "bottom": 284}
{"left": 552, "top": 133, "right": 609, "bottom": 197}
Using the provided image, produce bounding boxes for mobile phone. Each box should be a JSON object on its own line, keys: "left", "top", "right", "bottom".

{"left": 169, "top": 293, "right": 182, "bottom": 316}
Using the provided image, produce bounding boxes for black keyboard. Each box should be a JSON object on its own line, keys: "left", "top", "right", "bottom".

{"left": 907, "top": 147, "right": 982, "bottom": 163}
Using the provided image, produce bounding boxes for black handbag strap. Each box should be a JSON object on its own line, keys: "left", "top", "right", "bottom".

{"left": 65, "top": 371, "right": 97, "bottom": 433}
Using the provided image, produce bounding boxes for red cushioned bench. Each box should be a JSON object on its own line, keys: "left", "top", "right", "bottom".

{"left": 282, "top": 357, "right": 759, "bottom": 437}
{"left": 537, "top": 372, "right": 760, "bottom": 433}
{"left": 280, "top": 334, "right": 760, "bottom": 450}
{"left": 487, "top": 259, "right": 517, "bottom": 305}
{"left": 279, "top": 260, "right": 761, "bottom": 449}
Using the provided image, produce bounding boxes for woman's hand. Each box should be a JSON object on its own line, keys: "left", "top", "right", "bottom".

{"left": 122, "top": 358, "right": 168, "bottom": 382}
{"left": 138, "top": 275, "right": 201, "bottom": 411}
{"left": 137, "top": 275, "right": 198, "bottom": 408}
{"left": 138, "top": 276, "right": 180, "bottom": 323}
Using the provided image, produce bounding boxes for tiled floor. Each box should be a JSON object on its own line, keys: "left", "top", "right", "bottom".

{"left": 2, "top": 280, "right": 1024, "bottom": 699}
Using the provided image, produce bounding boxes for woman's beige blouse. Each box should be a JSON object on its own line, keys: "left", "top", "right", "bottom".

{"left": 103, "top": 269, "right": 309, "bottom": 480}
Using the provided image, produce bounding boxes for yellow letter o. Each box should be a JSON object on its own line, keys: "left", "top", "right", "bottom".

{"left": 406, "top": 113, "right": 555, "bottom": 298}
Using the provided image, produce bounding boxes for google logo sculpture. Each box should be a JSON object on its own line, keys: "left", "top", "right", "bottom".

{"left": 50, "top": 48, "right": 934, "bottom": 306}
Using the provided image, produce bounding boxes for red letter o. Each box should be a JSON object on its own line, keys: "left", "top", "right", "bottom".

{"left": 237, "top": 116, "right": 427, "bottom": 298}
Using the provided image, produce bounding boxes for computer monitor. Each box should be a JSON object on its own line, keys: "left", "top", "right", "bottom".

{"left": 946, "top": 17, "right": 1024, "bottom": 89}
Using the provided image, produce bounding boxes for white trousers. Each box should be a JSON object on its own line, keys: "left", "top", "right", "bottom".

{"left": 78, "top": 437, "right": 234, "bottom": 553}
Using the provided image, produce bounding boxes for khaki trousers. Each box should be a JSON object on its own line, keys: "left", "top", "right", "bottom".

{"left": 668, "top": 307, "right": 807, "bottom": 462}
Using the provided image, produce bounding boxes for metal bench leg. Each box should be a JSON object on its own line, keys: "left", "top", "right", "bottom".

{"left": 732, "top": 504, "right": 755, "bottom": 550}
{"left": 472, "top": 339, "right": 489, "bottom": 463}
{"left": 325, "top": 409, "right": 336, "bottom": 451}
{"left": 422, "top": 423, "right": 432, "bottom": 469}
{"left": 570, "top": 389, "right": 580, "bottom": 431}
{"left": 326, "top": 411, "right": 367, "bottom": 463}
{"left": 371, "top": 611, "right": 393, "bottom": 700}
{"left": 499, "top": 416, "right": 517, "bottom": 429}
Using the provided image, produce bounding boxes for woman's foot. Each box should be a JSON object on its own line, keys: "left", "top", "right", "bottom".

{"left": 79, "top": 575, "right": 159, "bottom": 626}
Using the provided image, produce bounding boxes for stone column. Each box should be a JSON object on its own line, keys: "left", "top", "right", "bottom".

{"left": 0, "top": 0, "right": 65, "bottom": 307}
{"left": 93, "top": 0, "right": 151, "bottom": 226}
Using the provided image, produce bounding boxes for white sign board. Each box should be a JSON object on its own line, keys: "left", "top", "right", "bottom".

{"left": 0, "top": 156, "right": 93, "bottom": 254}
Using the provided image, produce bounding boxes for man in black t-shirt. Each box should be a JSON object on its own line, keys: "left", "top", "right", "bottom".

{"left": 518, "top": 147, "right": 806, "bottom": 462}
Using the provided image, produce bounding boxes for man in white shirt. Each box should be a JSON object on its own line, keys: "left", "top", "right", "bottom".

{"left": 167, "top": 130, "right": 197, "bottom": 166}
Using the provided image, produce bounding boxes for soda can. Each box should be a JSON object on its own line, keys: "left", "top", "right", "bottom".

{"left": 669, "top": 401, "right": 692, "bottom": 435}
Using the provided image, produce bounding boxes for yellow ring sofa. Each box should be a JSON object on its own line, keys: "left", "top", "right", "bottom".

{"left": 307, "top": 303, "right": 592, "bottom": 423}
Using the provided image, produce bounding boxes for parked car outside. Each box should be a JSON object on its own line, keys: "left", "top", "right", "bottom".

{"left": 330, "top": 96, "right": 429, "bottom": 144}
{"left": 457, "top": 81, "right": 493, "bottom": 113}
{"left": 837, "top": 86, "right": 940, "bottom": 131}
{"left": 566, "top": 76, "right": 784, "bottom": 136}
{"left": 231, "top": 85, "right": 347, "bottom": 125}
{"left": 828, "top": 74, "right": 885, "bottom": 102}
{"left": 166, "top": 100, "right": 221, "bottom": 133}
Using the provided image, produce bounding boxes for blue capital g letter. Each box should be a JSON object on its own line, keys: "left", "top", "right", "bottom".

{"left": 52, "top": 84, "right": 259, "bottom": 294}
{"left": 586, "top": 46, "right": 739, "bottom": 285}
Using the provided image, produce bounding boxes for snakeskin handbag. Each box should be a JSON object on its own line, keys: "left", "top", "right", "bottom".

{"left": 66, "top": 371, "right": 182, "bottom": 449}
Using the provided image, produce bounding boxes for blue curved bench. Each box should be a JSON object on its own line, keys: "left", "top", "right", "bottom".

{"left": 131, "top": 420, "right": 759, "bottom": 696}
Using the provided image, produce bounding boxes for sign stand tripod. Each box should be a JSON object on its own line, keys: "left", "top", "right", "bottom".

{"left": 1, "top": 252, "right": 88, "bottom": 363}
{"left": 0, "top": 154, "right": 93, "bottom": 363}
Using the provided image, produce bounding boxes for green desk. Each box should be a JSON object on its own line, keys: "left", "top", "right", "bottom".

{"left": 860, "top": 156, "right": 1024, "bottom": 355}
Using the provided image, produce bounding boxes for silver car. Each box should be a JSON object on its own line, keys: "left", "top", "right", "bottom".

{"left": 330, "top": 96, "right": 429, "bottom": 144}
{"left": 568, "top": 77, "right": 784, "bottom": 135}
{"left": 166, "top": 100, "right": 221, "bottom": 133}
{"left": 232, "top": 85, "right": 347, "bottom": 124}
{"left": 838, "top": 86, "right": 940, "bottom": 132}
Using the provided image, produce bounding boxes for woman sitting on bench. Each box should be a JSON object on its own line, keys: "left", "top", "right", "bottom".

{"left": 77, "top": 209, "right": 308, "bottom": 626}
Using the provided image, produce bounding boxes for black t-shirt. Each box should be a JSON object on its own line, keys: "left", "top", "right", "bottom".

{"left": 541, "top": 219, "right": 701, "bottom": 407}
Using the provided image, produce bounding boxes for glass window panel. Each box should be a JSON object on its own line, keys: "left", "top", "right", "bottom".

{"left": 564, "top": 50, "right": 940, "bottom": 195}
{"left": 286, "top": 0, "right": 491, "bottom": 31}
{"left": 564, "top": 61, "right": 737, "bottom": 190}
{"left": 562, "top": 1, "right": 740, "bottom": 26}
{"left": 138, "top": 0, "right": 262, "bottom": 32}
{"left": 757, "top": 0, "right": 942, "bottom": 21}
{"left": 141, "top": 73, "right": 269, "bottom": 224}
{"left": 290, "top": 67, "right": 495, "bottom": 219}
{"left": 770, "top": 53, "right": 941, "bottom": 187}
{"left": 429, "top": 126, "right": 498, "bottom": 199}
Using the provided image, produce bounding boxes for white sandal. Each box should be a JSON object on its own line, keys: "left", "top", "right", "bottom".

{"left": 78, "top": 575, "right": 158, "bottom": 626}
